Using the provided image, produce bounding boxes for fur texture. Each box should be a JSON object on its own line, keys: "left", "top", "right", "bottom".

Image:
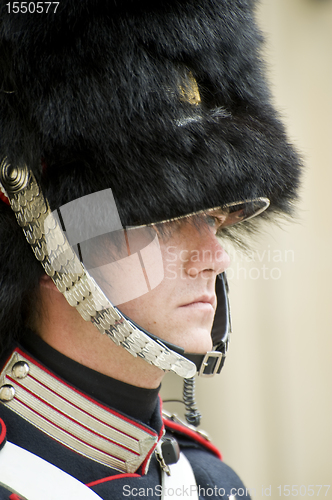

{"left": 0, "top": 0, "right": 301, "bottom": 347}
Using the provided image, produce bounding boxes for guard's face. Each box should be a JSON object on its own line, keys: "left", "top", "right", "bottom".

{"left": 47, "top": 191, "right": 268, "bottom": 354}
{"left": 117, "top": 217, "right": 230, "bottom": 354}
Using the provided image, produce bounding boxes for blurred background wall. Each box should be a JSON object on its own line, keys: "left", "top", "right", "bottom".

{"left": 161, "top": 0, "right": 332, "bottom": 497}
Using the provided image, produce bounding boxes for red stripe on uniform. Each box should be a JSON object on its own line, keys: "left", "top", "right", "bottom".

{"left": 163, "top": 418, "right": 222, "bottom": 460}
{"left": 0, "top": 190, "right": 10, "bottom": 205}
{"left": 0, "top": 418, "right": 6, "bottom": 447}
{"left": 86, "top": 472, "right": 141, "bottom": 487}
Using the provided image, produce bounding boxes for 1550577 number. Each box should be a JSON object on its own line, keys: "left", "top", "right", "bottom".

{"left": 277, "top": 485, "right": 330, "bottom": 497}
{"left": 6, "top": 2, "right": 59, "bottom": 13}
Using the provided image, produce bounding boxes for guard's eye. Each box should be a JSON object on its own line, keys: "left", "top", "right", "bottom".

{"left": 205, "top": 215, "right": 220, "bottom": 227}
{"left": 204, "top": 214, "right": 227, "bottom": 231}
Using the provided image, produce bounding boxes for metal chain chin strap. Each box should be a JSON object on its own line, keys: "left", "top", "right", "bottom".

{"left": 0, "top": 159, "right": 196, "bottom": 378}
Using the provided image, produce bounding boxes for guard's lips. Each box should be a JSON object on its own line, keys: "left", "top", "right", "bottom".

{"left": 180, "top": 295, "right": 216, "bottom": 309}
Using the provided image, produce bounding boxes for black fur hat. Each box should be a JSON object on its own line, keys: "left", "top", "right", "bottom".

{"left": 0, "top": 0, "right": 301, "bottom": 347}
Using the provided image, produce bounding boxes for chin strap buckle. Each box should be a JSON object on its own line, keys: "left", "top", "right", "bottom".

{"left": 198, "top": 351, "right": 224, "bottom": 377}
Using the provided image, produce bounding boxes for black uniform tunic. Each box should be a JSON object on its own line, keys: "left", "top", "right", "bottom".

{"left": 0, "top": 331, "right": 250, "bottom": 499}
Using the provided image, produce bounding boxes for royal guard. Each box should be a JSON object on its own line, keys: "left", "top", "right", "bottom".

{"left": 0, "top": 1, "right": 300, "bottom": 498}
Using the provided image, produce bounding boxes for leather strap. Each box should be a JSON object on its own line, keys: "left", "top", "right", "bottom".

{"left": 0, "top": 441, "right": 103, "bottom": 500}
{"left": 161, "top": 452, "right": 199, "bottom": 499}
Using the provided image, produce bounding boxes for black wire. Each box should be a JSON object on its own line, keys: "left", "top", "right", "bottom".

{"left": 183, "top": 377, "right": 201, "bottom": 427}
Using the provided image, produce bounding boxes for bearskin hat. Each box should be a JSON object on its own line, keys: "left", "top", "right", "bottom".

{"left": 0, "top": 0, "right": 301, "bottom": 349}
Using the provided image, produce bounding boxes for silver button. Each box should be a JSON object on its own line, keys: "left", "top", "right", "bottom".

{"left": 12, "top": 361, "right": 30, "bottom": 379}
{"left": 0, "top": 384, "right": 15, "bottom": 402}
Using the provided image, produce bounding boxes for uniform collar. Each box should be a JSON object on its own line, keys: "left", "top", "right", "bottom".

{"left": 20, "top": 330, "right": 160, "bottom": 425}
{"left": 0, "top": 338, "right": 164, "bottom": 474}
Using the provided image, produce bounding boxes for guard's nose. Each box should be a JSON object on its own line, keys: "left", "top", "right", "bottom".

{"left": 184, "top": 226, "right": 230, "bottom": 278}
